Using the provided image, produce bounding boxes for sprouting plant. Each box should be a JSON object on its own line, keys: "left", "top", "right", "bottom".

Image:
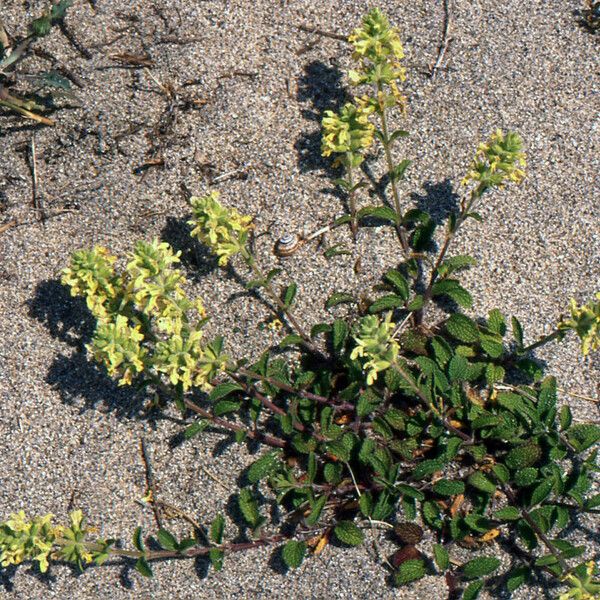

{"left": 5, "top": 9, "right": 599, "bottom": 600}
{"left": 0, "top": 0, "right": 76, "bottom": 126}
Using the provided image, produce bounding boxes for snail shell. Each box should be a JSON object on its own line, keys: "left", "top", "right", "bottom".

{"left": 274, "top": 233, "right": 304, "bottom": 257}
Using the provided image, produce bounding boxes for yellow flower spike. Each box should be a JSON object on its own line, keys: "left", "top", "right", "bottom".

{"left": 188, "top": 191, "right": 254, "bottom": 267}
{"left": 558, "top": 293, "right": 600, "bottom": 356}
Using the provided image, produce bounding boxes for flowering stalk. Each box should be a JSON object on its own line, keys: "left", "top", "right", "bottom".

{"left": 419, "top": 130, "right": 527, "bottom": 321}
{"left": 347, "top": 9, "right": 411, "bottom": 253}
{"left": 189, "top": 191, "right": 321, "bottom": 356}
{"left": 321, "top": 103, "right": 375, "bottom": 239}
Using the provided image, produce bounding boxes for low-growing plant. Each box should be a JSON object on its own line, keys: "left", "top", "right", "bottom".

{"left": 4, "top": 9, "right": 599, "bottom": 600}
{"left": 0, "top": 0, "right": 76, "bottom": 126}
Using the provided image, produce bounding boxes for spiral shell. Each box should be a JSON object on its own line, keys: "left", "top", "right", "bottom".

{"left": 274, "top": 233, "right": 303, "bottom": 257}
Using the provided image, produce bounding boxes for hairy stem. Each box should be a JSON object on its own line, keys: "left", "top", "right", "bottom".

{"left": 376, "top": 82, "right": 410, "bottom": 255}
{"left": 242, "top": 250, "right": 321, "bottom": 356}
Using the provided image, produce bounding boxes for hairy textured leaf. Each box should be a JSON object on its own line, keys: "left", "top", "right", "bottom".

{"left": 135, "top": 557, "right": 153, "bottom": 577}
{"left": 394, "top": 559, "right": 425, "bottom": 585}
{"left": 334, "top": 521, "right": 365, "bottom": 546}
{"left": 210, "top": 514, "right": 225, "bottom": 544}
{"left": 384, "top": 269, "right": 409, "bottom": 301}
{"left": 432, "top": 543, "right": 449, "bottom": 571}
{"left": 282, "top": 540, "right": 306, "bottom": 569}
{"left": 238, "top": 488, "right": 260, "bottom": 528}
{"left": 433, "top": 479, "right": 465, "bottom": 496}
{"left": 446, "top": 314, "right": 479, "bottom": 343}
{"left": 368, "top": 294, "right": 404, "bottom": 313}
{"left": 157, "top": 529, "right": 178, "bottom": 551}
{"left": 462, "top": 556, "right": 501, "bottom": 579}
{"left": 325, "top": 292, "right": 356, "bottom": 309}
{"left": 247, "top": 450, "right": 281, "bottom": 484}
{"left": 332, "top": 319, "right": 349, "bottom": 354}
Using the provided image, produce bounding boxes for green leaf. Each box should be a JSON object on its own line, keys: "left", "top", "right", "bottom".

{"left": 213, "top": 400, "right": 241, "bottom": 416}
{"left": 132, "top": 526, "right": 145, "bottom": 552}
{"left": 184, "top": 419, "right": 210, "bottom": 440}
{"left": 279, "top": 334, "right": 304, "bottom": 348}
{"left": 323, "top": 462, "right": 342, "bottom": 484}
{"left": 384, "top": 269, "right": 409, "bottom": 301}
{"left": 505, "top": 442, "right": 541, "bottom": 470}
{"left": 467, "top": 472, "right": 496, "bottom": 494}
{"left": 359, "top": 492, "right": 374, "bottom": 517}
{"left": 157, "top": 529, "right": 178, "bottom": 551}
{"left": 332, "top": 319, "right": 349, "bottom": 354}
{"left": 432, "top": 543, "right": 449, "bottom": 571}
{"left": 511, "top": 316, "right": 524, "bottom": 349}
{"left": 389, "top": 129, "right": 410, "bottom": 143}
{"left": 493, "top": 506, "right": 521, "bottom": 521}
{"left": 585, "top": 493, "right": 600, "bottom": 510}
{"left": 394, "top": 559, "right": 425, "bottom": 585}
{"left": 462, "top": 556, "right": 501, "bottom": 579}
{"left": 50, "top": 0, "right": 74, "bottom": 22}
{"left": 411, "top": 219, "right": 436, "bottom": 251}
{"left": 446, "top": 314, "right": 479, "bottom": 343}
{"left": 492, "top": 463, "right": 510, "bottom": 484}
{"left": 485, "top": 363, "right": 505, "bottom": 385}
{"left": 530, "top": 479, "right": 554, "bottom": 507}
{"left": 305, "top": 494, "right": 327, "bottom": 526}
{"left": 323, "top": 244, "right": 351, "bottom": 258}
{"left": 282, "top": 540, "right": 306, "bottom": 569}
{"left": 566, "top": 424, "right": 600, "bottom": 452}
{"left": 463, "top": 580, "right": 484, "bottom": 600}
{"left": 333, "top": 178, "right": 351, "bottom": 191}
{"left": 334, "top": 521, "right": 365, "bottom": 546}
{"left": 238, "top": 488, "right": 260, "bottom": 528}
{"left": 480, "top": 334, "right": 504, "bottom": 358}
{"left": 247, "top": 450, "right": 281, "bottom": 484}
{"left": 210, "top": 515, "right": 225, "bottom": 544}
{"left": 431, "top": 336, "right": 453, "bottom": 367}
{"left": 311, "top": 323, "right": 332, "bottom": 338}
{"left": 437, "top": 255, "right": 476, "bottom": 277}
{"left": 433, "top": 479, "right": 465, "bottom": 496}
{"left": 282, "top": 282, "right": 297, "bottom": 307}
{"left": 448, "top": 354, "right": 469, "bottom": 382}
{"left": 559, "top": 405, "right": 572, "bottom": 431}
{"left": 407, "top": 294, "right": 424, "bottom": 311}
{"left": 307, "top": 452, "right": 317, "bottom": 483}
{"left": 358, "top": 205, "right": 399, "bottom": 224}
{"left": 209, "top": 548, "right": 224, "bottom": 571}
{"left": 368, "top": 294, "right": 404, "bottom": 313}
{"left": 325, "top": 292, "right": 356, "bottom": 309}
{"left": 413, "top": 458, "right": 446, "bottom": 480}
{"left": 506, "top": 566, "right": 529, "bottom": 592}
{"left": 516, "top": 358, "right": 543, "bottom": 381}
{"left": 389, "top": 159, "right": 411, "bottom": 182}
{"left": 209, "top": 383, "right": 243, "bottom": 402}
{"left": 514, "top": 467, "right": 539, "bottom": 488}
{"left": 487, "top": 309, "right": 506, "bottom": 335}
{"left": 431, "top": 279, "right": 473, "bottom": 308}
{"left": 135, "top": 557, "right": 153, "bottom": 577}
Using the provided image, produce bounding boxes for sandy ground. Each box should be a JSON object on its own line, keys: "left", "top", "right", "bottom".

{"left": 0, "top": 0, "right": 598, "bottom": 598}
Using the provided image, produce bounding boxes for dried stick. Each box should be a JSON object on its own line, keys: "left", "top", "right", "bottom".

{"left": 430, "top": 0, "right": 452, "bottom": 79}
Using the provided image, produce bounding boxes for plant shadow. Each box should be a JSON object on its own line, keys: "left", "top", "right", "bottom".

{"left": 294, "top": 59, "right": 350, "bottom": 179}
{"left": 28, "top": 279, "right": 155, "bottom": 420}
{"left": 160, "top": 216, "right": 218, "bottom": 282}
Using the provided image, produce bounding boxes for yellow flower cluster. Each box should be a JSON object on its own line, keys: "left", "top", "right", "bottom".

{"left": 91, "top": 315, "right": 147, "bottom": 386}
{"left": 321, "top": 102, "right": 375, "bottom": 164}
{"left": 348, "top": 9, "right": 406, "bottom": 91}
{"left": 558, "top": 293, "right": 600, "bottom": 356}
{"left": 0, "top": 511, "right": 61, "bottom": 572}
{"left": 350, "top": 313, "right": 399, "bottom": 385}
{"left": 461, "top": 130, "right": 527, "bottom": 189}
{"left": 61, "top": 246, "right": 120, "bottom": 321}
{"left": 63, "top": 238, "right": 226, "bottom": 391}
{"left": 189, "top": 191, "right": 253, "bottom": 267}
